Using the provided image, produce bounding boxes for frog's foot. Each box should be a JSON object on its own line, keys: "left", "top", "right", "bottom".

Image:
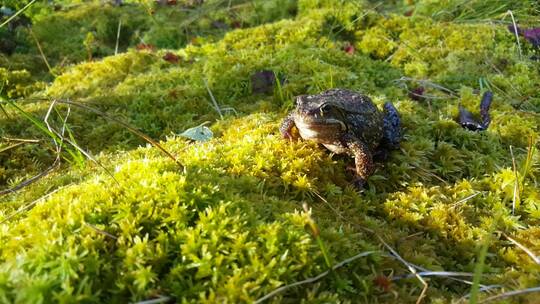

{"left": 279, "top": 114, "right": 296, "bottom": 140}
{"left": 382, "top": 102, "right": 401, "bottom": 150}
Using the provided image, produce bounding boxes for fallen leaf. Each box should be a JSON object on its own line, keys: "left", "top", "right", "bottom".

{"left": 163, "top": 52, "right": 179, "bottom": 63}
{"left": 522, "top": 28, "right": 540, "bottom": 48}
{"left": 251, "top": 70, "right": 282, "bottom": 94}
{"left": 343, "top": 42, "right": 355, "bottom": 55}
{"left": 180, "top": 123, "right": 213, "bottom": 142}
{"left": 136, "top": 43, "right": 156, "bottom": 52}
{"left": 373, "top": 275, "right": 392, "bottom": 292}
{"left": 231, "top": 20, "right": 242, "bottom": 29}
{"left": 508, "top": 24, "right": 540, "bottom": 48}
{"left": 211, "top": 21, "right": 229, "bottom": 30}
{"left": 409, "top": 86, "right": 425, "bottom": 101}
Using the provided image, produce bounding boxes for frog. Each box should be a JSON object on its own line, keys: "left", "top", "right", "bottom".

{"left": 280, "top": 88, "right": 401, "bottom": 189}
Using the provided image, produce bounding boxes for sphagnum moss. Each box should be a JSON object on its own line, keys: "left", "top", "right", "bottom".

{"left": 1, "top": 0, "right": 540, "bottom": 303}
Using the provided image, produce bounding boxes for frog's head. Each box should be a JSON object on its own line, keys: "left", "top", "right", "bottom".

{"left": 292, "top": 94, "right": 347, "bottom": 140}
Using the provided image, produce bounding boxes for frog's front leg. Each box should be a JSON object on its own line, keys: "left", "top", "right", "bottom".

{"left": 341, "top": 133, "right": 374, "bottom": 189}
{"left": 280, "top": 113, "right": 297, "bottom": 140}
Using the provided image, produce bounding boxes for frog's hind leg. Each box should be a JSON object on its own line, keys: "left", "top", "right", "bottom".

{"left": 381, "top": 102, "right": 402, "bottom": 150}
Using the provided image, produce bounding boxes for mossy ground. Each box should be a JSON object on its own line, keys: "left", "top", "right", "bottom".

{"left": 1, "top": 0, "right": 540, "bottom": 303}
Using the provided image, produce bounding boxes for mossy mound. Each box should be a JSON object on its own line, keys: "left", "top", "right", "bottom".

{"left": 1, "top": 0, "right": 540, "bottom": 303}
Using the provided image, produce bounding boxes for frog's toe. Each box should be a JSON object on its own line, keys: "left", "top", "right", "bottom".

{"left": 382, "top": 102, "right": 401, "bottom": 149}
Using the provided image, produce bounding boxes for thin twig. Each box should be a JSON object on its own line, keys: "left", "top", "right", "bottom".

{"left": 479, "top": 286, "right": 540, "bottom": 303}
{"left": 504, "top": 10, "right": 522, "bottom": 59}
{"left": 377, "top": 235, "right": 428, "bottom": 304}
{"left": 0, "top": 0, "right": 38, "bottom": 28}
{"left": 29, "top": 29, "right": 56, "bottom": 77}
{"left": 312, "top": 191, "right": 346, "bottom": 222}
{"left": 410, "top": 164, "right": 449, "bottom": 185}
{"left": 509, "top": 146, "right": 520, "bottom": 215}
{"left": 115, "top": 19, "right": 122, "bottom": 55}
{"left": 0, "top": 102, "right": 9, "bottom": 118}
{"left": 254, "top": 251, "right": 381, "bottom": 303}
{"left": 391, "top": 271, "right": 474, "bottom": 281}
{"left": 0, "top": 158, "right": 60, "bottom": 196}
{"left": 456, "top": 285, "right": 504, "bottom": 303}
{"left": 504, "top": 233, "right": 540, "bottom": 264}
{"left": 0, "top": 142, "right": 24, "bottom": 153}
{"left": 314, "top": 192, "right": 480, "bottom": 292}
{"left": 54, "top": 99, "right": 184, "bottom": 171}
{"left": 203, "top": 79, "right": 223, "bottom": 119}
{"left": 132, "top": 295, "right": 173, "bottom": 304}
{"left": 2, "top": 137, "right": 41, "bottom": 143}
{"left": 45, "top": 101, "right": 121, "bottom": 186}
{"left": 0, "top": 100, "right": 65, "bottom": 196}
{"left": 394, "top": 77, "right": 458, "bottom": 97}
{"left": 0, "top": 188, "right": 62, "bottom": 223}
{"left": 379, "top": 252, "right": 493, "bottom": 289}
{"left": 84, "top": 222, "right": 118, "bottom": 240}
{"left": 450, "top": 191, "right": 483, "bottom": 208}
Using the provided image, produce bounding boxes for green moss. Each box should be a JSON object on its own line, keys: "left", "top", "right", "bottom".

{"left": 1, "top": 0, "right": 540, "bottom": 303}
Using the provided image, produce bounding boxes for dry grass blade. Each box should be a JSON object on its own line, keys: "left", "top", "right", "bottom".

{"left": 254, "top": 250, "right": 381, "bottom": 304}
{"left": 456, "top": 285, "right": 504, "bottom": 303}
{"left": 0, "top": 100, "right": 65, "bottom": 196}
{"left": 479, "top": 286, "right": 540, "bottom": 303}
{"left": 44, "top": 101, "right": 120, "bottom": 186}
{"left": 29, "top": 29, "right": 56, "bottom": 77}
{"left": 0, "top": 142, "right": 25, "bottom": 153}
{"left": 450, "top": 191, "right": 483, "bottom": 209}
{"left": 133, "top": 295, "right": 173, "bottom": 304}
{"left": 312, "top": 191, "right": 347, "bottom": 223}
{"left": 0, "top": 102, "right": 9, "bottom": 118}
{"left": 0, "top": 158, "right": 60, "bottom": 196}
{"left": 0, "top": 188, "right": 62, "bottom": 224}
{"left": 2, "top": 137, "right": 40, "bottom": 143}
{"left": 0, "top": 0, "right": 38, "bottom": 28}
{"left": 503, "top": 10, "right": 522, "bottom": 59}
{"left": 203, "top": 79, "right": 223, "bottom": 119}
{"left": 394, "top": 77, "right": 458, "bottom": 97}
{"left": 54, "top": 99, "right": 184, "bottom": 170}
{"left": 411, "top": 164, "right": 449, "bottom": 185}
{"left": 376, "top": 235, "right": 428, "bottom": 304}
{"left": 392, "top": 271, "right": 474, "bottom": 281}
{"left": 314, "top": 191, "right": 478, "bottom": 296}
{"left": 115, "top": 19, "right": 122, "bottom": 55}
{"left": 504, "top": 233, "right": 540, "bottom": 264}
{"left": 509, "top": 146, "right": 520, "bottom": 215}
{"left": 84, "top": 222, "right": 118, "bottom": 240}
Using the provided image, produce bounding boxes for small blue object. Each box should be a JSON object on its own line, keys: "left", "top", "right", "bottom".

{"left": 179, "top": 124, "right": 213, "bottom": 142}
{"left": 0, "top": 7, "right": 14, "bottom": 16}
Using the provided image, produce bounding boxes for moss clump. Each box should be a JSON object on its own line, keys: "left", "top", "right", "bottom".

{"left": 1, "top": 0, "right": 540, "bottom": 303}
{"left": 0, "top": 114, "right": 376, "bottom": 303}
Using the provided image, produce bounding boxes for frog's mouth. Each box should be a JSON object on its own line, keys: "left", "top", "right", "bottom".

{"left": 294, "top": 117, "right": 347, "bottom": 140}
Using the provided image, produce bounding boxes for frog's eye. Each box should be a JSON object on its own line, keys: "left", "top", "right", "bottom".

{"left": 320, "top": 103, "right": 333, "bottom": 115}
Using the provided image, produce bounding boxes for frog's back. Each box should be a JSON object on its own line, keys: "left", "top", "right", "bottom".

{"left": 322, "top": 89, "right": 384, "bottom": 150}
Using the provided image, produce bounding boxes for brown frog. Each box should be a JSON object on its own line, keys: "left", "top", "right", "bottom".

{"left": 280, "top": 88, "right": 401, "bottom": 189}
